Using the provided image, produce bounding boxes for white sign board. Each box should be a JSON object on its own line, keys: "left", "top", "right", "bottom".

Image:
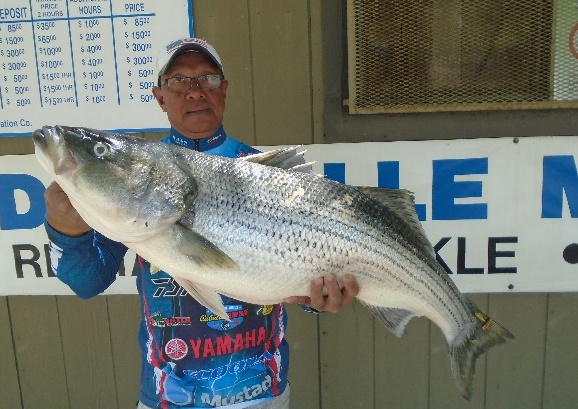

{"left": 1, "top": 136, "right": 577, "bottom": 295}
{"left": 0, "top": 0, "right": 193, "bottom": 137}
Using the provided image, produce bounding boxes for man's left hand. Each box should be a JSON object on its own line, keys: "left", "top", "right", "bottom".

{"left": 284, "top": 274, "right": 359, "bottom": 313}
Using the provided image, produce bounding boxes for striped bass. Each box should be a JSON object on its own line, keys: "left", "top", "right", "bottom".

{"left": 32, "top": 125, "right": 514, "bottom": 399}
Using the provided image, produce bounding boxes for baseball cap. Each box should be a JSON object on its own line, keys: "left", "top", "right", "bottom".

{"left": 155, "top": 37, "right": 224, "bottom": 78}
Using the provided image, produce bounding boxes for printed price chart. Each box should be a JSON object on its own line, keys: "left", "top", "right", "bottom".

{"left": 0, "top": 0, "right": 193, "bottom": 136}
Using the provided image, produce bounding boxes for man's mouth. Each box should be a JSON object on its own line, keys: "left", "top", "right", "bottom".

{"left": 187, "top": 106, "right": 210, "bottom": 114}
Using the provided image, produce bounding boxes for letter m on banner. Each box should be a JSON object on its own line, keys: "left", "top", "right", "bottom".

{"left": 542, "top": 155, "right": 578, "bottom": 218}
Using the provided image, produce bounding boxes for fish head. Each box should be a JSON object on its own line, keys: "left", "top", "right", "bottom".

{"left": 32, "top": 125, "right": 198, "bottom": 243}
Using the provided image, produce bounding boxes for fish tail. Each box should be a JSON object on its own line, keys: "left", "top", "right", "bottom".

{"left": 450, "top": 303, "right": 515, "bottom": 400}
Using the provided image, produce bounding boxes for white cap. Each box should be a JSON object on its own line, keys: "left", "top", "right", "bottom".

{"left": 155, "top": 37, "right": 223, "bottom": 78}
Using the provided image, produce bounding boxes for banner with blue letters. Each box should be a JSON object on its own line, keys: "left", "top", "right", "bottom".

{"left": 1, "top": 135, "right": 577, "bottom": 295}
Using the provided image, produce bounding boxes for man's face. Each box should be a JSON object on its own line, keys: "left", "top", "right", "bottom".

{"left": 152, "top": 52, "right": 228, "bottom": 138}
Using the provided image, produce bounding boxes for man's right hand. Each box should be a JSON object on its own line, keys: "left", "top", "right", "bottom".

{"left": 45, "top": 181, "right": 92, "bottom": 237}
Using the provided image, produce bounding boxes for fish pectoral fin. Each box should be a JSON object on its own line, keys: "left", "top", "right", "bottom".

{"left": 169, "top": 224, "right": 239, "bottom": 270}
{"left": 360, "top": 302, "right": 416, "bottom": 338}
{"left": 173, "top": 277, "right": 230, "bottom": 321}
{"left": 242, "top": 146, "right": 314, "bottom": 174}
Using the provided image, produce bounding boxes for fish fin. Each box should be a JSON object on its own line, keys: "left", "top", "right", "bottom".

{"left": 358, "top": 187, "right": 435, "bottom": 258}
{"left": 173, "top": 277, "right": 230, "bottom": 321}
{"left": 169, "top": 224, "right": 239, "bottom": 270}
{"left": 360, "top": 301, "right": 416, "bottom": 337}
{"left": 450, "top": 301, "right": 515, "bottom": 400}
{"left": 243, "top": 146, "right": 314, "bottom": 174}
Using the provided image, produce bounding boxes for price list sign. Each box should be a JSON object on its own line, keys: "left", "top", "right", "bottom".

{"left": 0, "top": 0, "right": 193, "bottom": 137}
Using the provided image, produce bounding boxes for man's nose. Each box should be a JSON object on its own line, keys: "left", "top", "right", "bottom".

{"left": 185, "top": 83, "right": 205, "bottom": 98}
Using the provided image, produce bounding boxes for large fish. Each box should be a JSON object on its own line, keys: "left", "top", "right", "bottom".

{"left": 32, "top": 125, "right": 513, "bottom": 399}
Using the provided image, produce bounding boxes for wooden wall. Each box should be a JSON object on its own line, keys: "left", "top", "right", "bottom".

{"left": 4, "top": 293, "right": 578, "bottom": 409}
{"left": 2, "top": 1, "right": 578, "bottom": 408}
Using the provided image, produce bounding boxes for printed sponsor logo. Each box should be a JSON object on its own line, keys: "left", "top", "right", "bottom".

{"left": 160, "top": 363, "right": 193, "bottom": 405}
{"left": 151, "top": 277, "right": 187, "bottom": 297}
{"left": 201, "top": 375, "right": 272, "bottom": 407}
{"left": 164, "top": 338, "right": 188, "bottom": 360}
{"left": 166, "top": 37, "right": 207, "bottom": 53}
{"left": 206, "top": 134, "right": 222, "bottom": 145}
{"left": 48, "top": 240, "right": 62, "bottom": 272}
{"left": 172, "top": 136, "right": 189, "bottom": 147}
{"left": 148, "top": 312, "right": 192, "bottom": 328}
{"left": 188, "top": 326, "right": 268, "bottom": 359}
{"left": 183, "top": 351, "right": 273, "bottom": 381}
{"left": 201, "top": 304, "right": 247, "bottom": 330}
{"left": 256, "top": 305, "right": 274, "bottom": 316}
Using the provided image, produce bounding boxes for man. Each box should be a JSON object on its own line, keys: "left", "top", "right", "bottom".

{"left": 44, "top": 37, "right": 359, "bottom": 409}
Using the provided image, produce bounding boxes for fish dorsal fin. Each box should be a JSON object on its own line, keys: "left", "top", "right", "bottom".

{"left": 173, "top": 277, "right": 230, "bottom": 321}
{"left": 168, "top": 223, "right": 239, "bottom": 270}
{"left": 358, "top": 187, "right": 435, "bottom": 259}
{"left": 360, "top": 302, "right": 417, "bottom": 337}
{"left": 242, "top": 146, "right": 314, "bottom": 174}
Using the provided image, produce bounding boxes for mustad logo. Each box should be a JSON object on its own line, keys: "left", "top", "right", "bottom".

{"left": 201, "top": 375, "right": 272, "bottom": 407}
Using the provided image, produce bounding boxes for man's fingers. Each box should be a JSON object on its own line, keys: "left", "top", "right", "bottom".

{"left": 325, "top": 274, "right": 342, "bottom": 300}
{"left": 340, "top": 274, "right": 359, "bottom": 306}
{"left": 323, "top": 274, "right": 345, "bottom": 312}
{"left": 284, "top": 274, "right": 360, "bottom": 313}
{"left": 283, "top": 296, "right": 311, "bottom": 305}
{"left": 308, "top": 277, "right": 326, "bottom": 310}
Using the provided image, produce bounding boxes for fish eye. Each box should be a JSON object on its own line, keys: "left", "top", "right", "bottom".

{"left": 93, "top": 142, "right": 109, "bottom": 157}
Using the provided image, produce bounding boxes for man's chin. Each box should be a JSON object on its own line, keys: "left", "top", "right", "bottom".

{"left": 184, "top": 111, "right": 216, "bottom": 124}
{"left": 182, "top": 122, "right": 219, "bottom": 137}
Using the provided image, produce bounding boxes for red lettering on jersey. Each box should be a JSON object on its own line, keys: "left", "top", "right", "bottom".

{"left": 203, "top": 337, "right": 216, "bottom": 358}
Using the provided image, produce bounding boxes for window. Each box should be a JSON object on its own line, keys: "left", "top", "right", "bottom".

{"left": 347, "top": 0, "right": 578, "bottom": 113}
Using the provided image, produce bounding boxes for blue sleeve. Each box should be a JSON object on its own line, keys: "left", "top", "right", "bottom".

{"left": 300, "top": 305, "right": 321, "bottom": 314}
{"left": 45, "top": 222, "right": 128, "bottom": 299}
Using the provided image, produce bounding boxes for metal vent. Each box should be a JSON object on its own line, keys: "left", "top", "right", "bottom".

{"left": 347, "top": 0, "right": 578, "bottom": 113}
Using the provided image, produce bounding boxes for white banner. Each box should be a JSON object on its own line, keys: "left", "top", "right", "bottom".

{"left": 0, "top": 0, "right": 193, "bottom": 137}
{"left": 1, "top": 135, "right": 577, "bottom": 295}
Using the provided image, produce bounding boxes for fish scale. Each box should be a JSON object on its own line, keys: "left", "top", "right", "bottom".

{"left": 32, "top": 125, "right": 514, "bottom": 399}
{"left": 190, "top": 156, "right": 472, "bottom": 337}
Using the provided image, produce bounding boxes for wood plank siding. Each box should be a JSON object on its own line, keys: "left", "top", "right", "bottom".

{"left": 4, "top": 293, "right": 578, "bottom": 408}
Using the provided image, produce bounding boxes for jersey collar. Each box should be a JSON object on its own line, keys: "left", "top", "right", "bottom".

{"left": 169, "top": 126, "right": 227, "bottom": 151}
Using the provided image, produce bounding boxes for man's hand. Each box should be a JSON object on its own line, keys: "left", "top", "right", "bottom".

{"left": 45, "top": 181, "right": 92, "bottom": 237}
{"left": 284, "top": 274, "right": 359, "bottom": 313}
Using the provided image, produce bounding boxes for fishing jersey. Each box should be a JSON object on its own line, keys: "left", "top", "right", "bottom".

{"left": 47, "top": 126, "right": 290, "bottom": 408}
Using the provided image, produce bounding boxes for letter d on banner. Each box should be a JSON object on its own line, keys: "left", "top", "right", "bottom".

{"left": 0, "top": 174, "right": 46, "bottom": 230}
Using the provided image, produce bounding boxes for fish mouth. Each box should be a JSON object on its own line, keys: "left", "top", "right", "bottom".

{"left": 32, "top": 125, "right": 99, "bottom": 153}
{"left": 32, "top": 125, "right": 62, "bottom": 160}
{"left": 32, "top": 125, "right": 78, "bottom": 175}
{"left": 32, "top": 125, "right": 58, "bottom": 147}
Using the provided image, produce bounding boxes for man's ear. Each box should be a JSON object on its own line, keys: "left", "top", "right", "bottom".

{"left": 152, "top": 86, "right": 167, "bottom": 112}
{"left": 222, "top": 80, "right": 229, "bottom": 98}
